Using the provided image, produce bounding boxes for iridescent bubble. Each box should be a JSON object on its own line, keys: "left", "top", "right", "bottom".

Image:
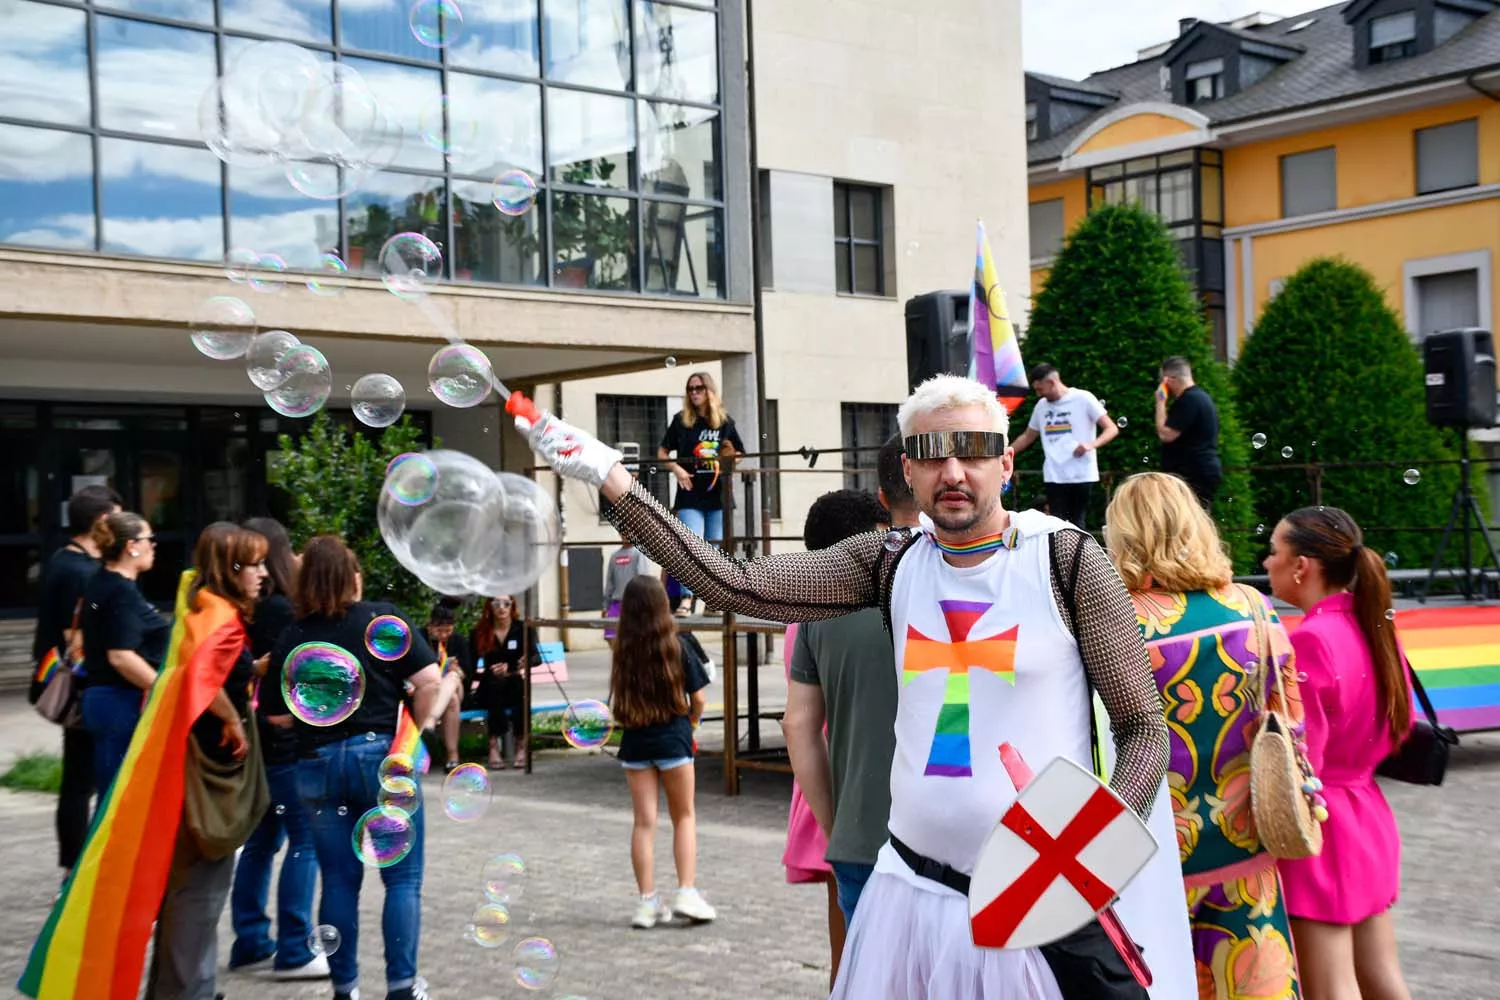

{"left": 427, "top": 344, "right": 493, "bottom": 408}
{"left": 265, "top": 344, "right": 333, "bottom": 418}
{"left": 1385, "top": 551, "right": 1399, "bottom": 568}
{"left": 385, "top": 453, "right": 440, "bottom": 506}
{"left": 190, "top": 296, "right": 257, "bottom": 360}
{"left": 1385, "top": 608, "right": 1397, "bottom": 622}
{"left": 561, "top": 700, "right": 613, "bottom": 750}
{"left": 308, "top": 924, "right": 342, "bottom": 956}
{"left": 441, "top": 762, "right": 491, "bottom": 821}
{"left": 664, "top": 356, "right": 677, "bottom": 369}
{"left": 224, "top": 247, "right": 258, "bottom": 283}
{"left": 244, "top": 329, "right": 301, "bottom": 390}
{"left": 352, "top": 373, "right": 407, "bottom": 428}
{"left": 1116, "top": 416, "right": 1128, "bottom": 429}
{"left": 491, "top": 169, "right": 538, "bottom": 216}
{"left": 380, "top": 232, "right": 443, "bottom": 300}
{"left": 470, "top": 902, "right": 510, "bottom": 948}
{"left": 512, "top": 937, "right": 559, "bottom": 990}
{"left": 281, "top": 641, "right": 365, "bottom": 726}
{"left": 481, "top": 852, "right": 526, "bottom": 904}
{"left": 377, "top": 450, "right": 507, "bottom": 594}
{"left": 883, "top": 529, "right": 906, "bottom": 552}
{"left": 457, "top": 471, "right": 563, "bottom": 597}
{"left": 1251, "top": 433, "right": 1267, "bottom": 449}
{"left": 248, "top": 252, "right": 288, "bottom": 293}
{"left": 365, "top": 614, "right": 413, "bottom": 660}
{"left": 418, "top": 94, "right": 481, "bottom": 158}
{"left": 379, "top": 752, "right": 417, "bottom": 788}
{"left": 306, "top": 252, "right": 348, "bottom": 296}
{"left": 1255, "top": 524, "right": 1266, "bottom": 535}
{"left": 378, "top": 774, "right": 420, "bottom": 814}
{"left": 1281, "top": 446, "right": 1294, "bottom": 459}
{"left": 351, "top": 805, "right": 415, "bottom": 868}
{"left": 1403, "top": 468, "right": 1421, "bottom": 485}
{"left": 410, "top": 0, "right": 463, "bottom": 47}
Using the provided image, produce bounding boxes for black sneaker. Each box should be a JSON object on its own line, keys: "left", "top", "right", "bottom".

{"left": 385, "top": 978, "right": 429, "bottom": 1000}
{"left": 334, "top": 990, "right": 360, "bottom": 1000}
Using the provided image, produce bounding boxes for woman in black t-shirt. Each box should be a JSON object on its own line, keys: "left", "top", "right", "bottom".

{"left": 260, "top": 535, "right": 441, "bottom": 1000}
{"left": 79, "top": 510, "right": 168, "bottom": 798}
{"left": 656, "top": 371, "right": 745, "bottom": 614}
{"left": 609, "top": 576, "right": 714, "bottom": 929}
{"left": 472, "top": 595, "right": 536, "bottom": 770}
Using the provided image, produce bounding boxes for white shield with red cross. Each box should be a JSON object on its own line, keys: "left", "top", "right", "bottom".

{"left": 968, "top": 755, "right": 1157, "bottom": 950}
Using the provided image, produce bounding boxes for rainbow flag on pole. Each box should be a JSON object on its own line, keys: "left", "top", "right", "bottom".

{"left": 18, "top": 571, "right": 245, "bottom": 1000}
{"left": 967, "top": 220, "right": 1028, "bottom": 414}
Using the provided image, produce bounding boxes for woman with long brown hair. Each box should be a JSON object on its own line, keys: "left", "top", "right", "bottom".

{"left": 1263, "top": 506, "right": 1414, "bottom": 1000}
{"left": 472, "top": 595, "right": 536, "bottom": 770}
{"left": 609, "top": 575, "right": 715, "bottom": 929}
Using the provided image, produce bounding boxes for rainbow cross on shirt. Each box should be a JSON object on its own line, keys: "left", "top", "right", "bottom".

{"left": 903, "top": 600, "right": 1019, "bottom": 777}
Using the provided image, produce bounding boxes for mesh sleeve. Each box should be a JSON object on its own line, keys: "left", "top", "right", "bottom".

{"left": 601, "top": 481, "right": 883, "bottom": 622}
{"left": 1052, "top": 530, "right": 1171, "bottom": 818}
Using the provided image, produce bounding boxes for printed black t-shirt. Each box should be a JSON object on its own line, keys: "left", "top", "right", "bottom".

{"left": 1161, "top": 385, "right": 1222, "bottom": 482}
{"left": 616, "top": 634, "right": 710, "bottom": 763}
{"left": 30, "top": 543, "right": 99, "bottom": 702}
{"left": 659, "top": 413, "right": 745, "bottom": 512}
{"left": 81, "top": 568, "right": 170, "bottom": 689}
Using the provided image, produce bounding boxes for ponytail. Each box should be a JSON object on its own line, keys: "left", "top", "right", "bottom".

{"left": 1352, "top": 545, "right": 1411, "bottom": 742}
{"left": 93, "top": 511, "right": 147, "bottom": 563}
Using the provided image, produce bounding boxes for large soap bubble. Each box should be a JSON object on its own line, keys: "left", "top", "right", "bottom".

{"left": 191, "top": 296, "right": 257, "bottom": 360}
{"left": 459, "top": 472, "right": 562, "bottom": 596}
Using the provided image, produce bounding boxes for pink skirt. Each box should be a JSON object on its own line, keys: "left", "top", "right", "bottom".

{"left": 784, "top": 781, "right": 830, "bottom": 883}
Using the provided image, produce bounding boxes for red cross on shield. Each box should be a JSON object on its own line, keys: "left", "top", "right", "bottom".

{"left": 968, "top": 756, "right": 1157, "bottom": 950}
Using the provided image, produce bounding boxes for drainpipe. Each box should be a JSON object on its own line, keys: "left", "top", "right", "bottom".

{"left": 745, "top": 0, "right": 771, "bottom": 556}
{"left": 553, "top": 380, "right": 569, "bottom": 650}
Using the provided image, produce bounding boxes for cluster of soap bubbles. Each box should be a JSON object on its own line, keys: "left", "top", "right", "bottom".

{"left": 462, "top": 854, "right": 564, "bottom": 990}
{"left": 378, "top": 450, "right": 561, "bottom": 597}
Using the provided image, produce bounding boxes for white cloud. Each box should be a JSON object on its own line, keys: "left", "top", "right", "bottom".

{"left": 1021, "top": 0, "right": 1280, "bottom": 79}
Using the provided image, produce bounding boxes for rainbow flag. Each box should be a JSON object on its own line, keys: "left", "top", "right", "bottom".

{"left": 967, "top": 220, "right": 1028, "bottom": 414}
{"left": 902, "top": 601, "right": 1019, "bottom": 777}
{"left": 32, "top": 647, "right": 61, "bottom": 686}
{"left": 18, "top": 571, "right": 245, "bottom": 1000}
{"left": 392, "top": 701, "right": 432, "bottom": 775}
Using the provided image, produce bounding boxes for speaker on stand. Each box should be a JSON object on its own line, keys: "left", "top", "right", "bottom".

{"left": 905, "top": 290, "right": 971, "bottom": 392}
{"left": 1420, "top": 327, "right": 1500, "bottom": 602}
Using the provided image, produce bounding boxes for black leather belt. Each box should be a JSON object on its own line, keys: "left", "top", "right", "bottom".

{"left": 889, "top": 833, "right": 971, "bottom": 896}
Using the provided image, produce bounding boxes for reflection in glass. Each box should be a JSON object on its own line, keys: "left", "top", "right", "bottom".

{"left": 447, "top": 74, "right": 542, "bottom": 180}
{"left": 452, "top": 179, "right": 543, "bottom": 286}
{"left": 849, "top": 186, "right": 878, "bottom": 240}
{"left": 341, "top": 0, "right": 438, "bottom": 61}
{"left": 640, "top": 103, "right": 718, "bottom": 202}
{"left": 202, "top": 436, "right": 250, "bottom": 523}
{"left": 644, "top": 202, "right": 720, "bottom": 297}
{"left": 97, "top": 17, "right": 216, "bottom": 141}
{"left": 0, "top": 125, "right": 95, "bottom": 250}
{"left": 0, "top": 2, "right": 89, "bottom": 127}
{"left": 96, "top": 0, "right": 213, "bottom": 22}
{"left": 345, "top": 171, "right": 446, "bottom": 278}
{"left": 223, "top": 0, "right": 332, "bottom": 44}
{"left": 449, "top": 0, "right": 540, "bottom": 75}
{"left": 229, "top": 163, "right": 341, "bottom": 268}
{"left": 345, "top": 57, "right": 444, "bottom": 172}
{"left": 139, "top": 450, "right": 183, "bottom": 527}
{"left": 551, "top": 193, "right": 634, "bottom": 291}
{"left": 548, "top": 90, "right": 633, "bottom": 189}
{"left": 634, "top": 2, "right": 718, "bottom": 105}
{"left": 100, "top": 138, "right": 224, "bottom": 261}
{"left": 543, "top": 0, "right": 630, "bottom": 90}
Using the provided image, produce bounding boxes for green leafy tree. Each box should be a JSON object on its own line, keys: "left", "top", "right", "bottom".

{"left": 1022, "top": 202, "right": 1254, "bottom": 562}
{"left": 1233, "top": 257, "right": 1475, "bottom": 568}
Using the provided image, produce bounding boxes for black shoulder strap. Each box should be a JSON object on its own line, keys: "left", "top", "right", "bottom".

{"left": 878, "top": 528, "right": 923, "bottom": 638}
{"left": 1049, "top": 528, "right": 1103, "bottom": 777}
{"left": 1404, "top": 654, "right": 1455, "bottom": 740}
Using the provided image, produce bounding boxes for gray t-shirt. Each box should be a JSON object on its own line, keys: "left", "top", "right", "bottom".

{"left": 789, "top": 607, "right": 898, "bottom": 866}
{"left": 604, "top": 546, "right": 653, "bottom": 603}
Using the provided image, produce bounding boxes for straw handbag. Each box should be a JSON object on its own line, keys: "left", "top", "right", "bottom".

{"left": 1241, "top": 585, "right": 1324, "bottom": 861}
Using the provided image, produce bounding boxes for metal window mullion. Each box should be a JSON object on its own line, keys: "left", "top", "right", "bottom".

{"left": 215, "top": 7, "right": 230, "bottom": 264}
{"left": 875, "top": 188, "right": 884, "bottom": 295}
{"left": 86, "top": 5, "right": 103, "bottom": 252}
{"left": 537, "top": 0, "right": 553, "bottom": 288}
{"left": 439, "top": 7, "right": 455, "bottom": 283}
{"left": 628, "top": 0, "right": 645, "bottom": 293}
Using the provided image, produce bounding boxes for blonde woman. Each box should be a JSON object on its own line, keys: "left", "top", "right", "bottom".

{"left": 657, "top": 371, "right": 744, "bottom": 614}
{"left": 1106, "top": 472, "right": 1305, "bottom": 999}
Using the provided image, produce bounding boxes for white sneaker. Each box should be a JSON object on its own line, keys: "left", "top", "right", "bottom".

{"left": 631, "top": 894, "right": 673, "bottom": 929}
{"left": 672, "top": 887, "right": 716, "bottom": 923}
{"left": 273, "top": 952, "right": 330, "bottom": 980}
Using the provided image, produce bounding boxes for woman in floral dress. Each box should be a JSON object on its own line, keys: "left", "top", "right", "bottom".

{"left": 1106, "top": 473, "right": 1305, "bottom": 999}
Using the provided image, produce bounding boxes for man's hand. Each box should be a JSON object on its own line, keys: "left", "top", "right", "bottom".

{"left": 220, "top": 716, "right": 249, "bottom": 759}
{"left": 1072, "top": 441, "right": 1093, "bottom": 458}
{"left": 513, "top": 409, "right": 624, "bottom": 488}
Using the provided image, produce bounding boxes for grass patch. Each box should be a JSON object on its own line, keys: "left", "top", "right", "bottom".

{"left": 0, "top": 752, "right": 63, "bottom": 793}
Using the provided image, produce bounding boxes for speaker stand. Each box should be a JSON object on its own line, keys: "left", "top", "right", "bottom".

{"left": 1420, "top": 430, "right": 1500, "bottom": 603}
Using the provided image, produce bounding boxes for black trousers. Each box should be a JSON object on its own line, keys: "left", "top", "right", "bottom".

{"left": 1045, "top": 481, "right": 1095, "bottom": 530}
{"left": 58, "top": 725, "right": 94, "bottom": 870}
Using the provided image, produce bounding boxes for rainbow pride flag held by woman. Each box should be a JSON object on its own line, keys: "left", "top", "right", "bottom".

{"left": 966, "top": 220, "right": 1028, "bottom": 415}
{"left": 18, "top": 571, "right": 246, "bottom": 1000}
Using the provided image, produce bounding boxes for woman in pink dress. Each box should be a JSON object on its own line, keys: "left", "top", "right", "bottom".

{"left": 1263, "top": 506, "right": 1414, "bottom": 1000}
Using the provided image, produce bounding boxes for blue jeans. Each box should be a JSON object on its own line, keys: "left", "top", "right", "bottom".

{"left": 230, "top": 761, "right": 318, "bottom": 970}
{"left": 831, "top": 861, "right": 875, "bottom": 926}
{"left": 81, "top": 684, "right": 143, "bottom": 802}
{"left": 298, "top": 732, "right": 425, "bottom": 995}
{"left": 673, "top": 507, "right": 723, "bottom": 598}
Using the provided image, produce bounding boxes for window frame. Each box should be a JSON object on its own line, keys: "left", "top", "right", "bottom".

{"left": 1279, "top": 146, "right": 1338, "bottom": 219}
{"left": 832, "top": 181, "right": 887, "bottom": 297}
{"left": 595, "top": 392, "right": 672, "bottom": 510}
{"left": 839, "top": 402, "right": 898, "bottom": 494}
{"left": 1415, "top": 118, "right": 1480, "bottom": 196}
{"left": 1369, "top": 9, "right": 1418, "bottom": 63}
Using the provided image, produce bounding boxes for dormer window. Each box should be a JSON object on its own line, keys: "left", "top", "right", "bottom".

{"left": 1370, "top": 10, "right": 1418, "bottom": 62}
{"left": 1186, "top": 58, "right": 1226, "bottom": 103}
{"left": 1161, "top": 21, "right": 1301, "bottom": 106}
{"left": 1026, "top": 103, "right": 1038, "bottom": 141}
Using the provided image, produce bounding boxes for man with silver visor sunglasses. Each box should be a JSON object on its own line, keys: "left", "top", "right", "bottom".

{"left": 512, "top": 374, "right": 1193, "bottom": 1000}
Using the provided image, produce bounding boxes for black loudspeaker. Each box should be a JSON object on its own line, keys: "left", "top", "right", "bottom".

{"left": 1424, "top": 327, "right": 1498, "bottom": 429}
{"left": 905, "top": 291, "right": 971, "bottom": 392}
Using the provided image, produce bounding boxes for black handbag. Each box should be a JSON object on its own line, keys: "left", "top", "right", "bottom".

{"left": 1376, "top": 662, "right": 1458, "bottom": 786}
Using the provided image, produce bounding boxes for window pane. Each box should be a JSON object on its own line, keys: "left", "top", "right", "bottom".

{"left": 640, "top": 103, "right": 719, "bottom": 201}
{"left": 97, "top": 18, "right": 216, "bottom": 142}
{"left": 644, "top": 202, "right": 721, "bottom": 297}
{"left": 551, "top": 192, "right": 635, "bottom": 290}
{"left": 543, "top": 0, "right": 630, "bottom": 90}
{"left": 835, "top": 244, "right": 850, "bottom": 292}
{"left": 202, "top": 435, "right": 251, "bottom": 523}
{"left": 345, "top": 58, "right": 445, "bottom": 172}
{"left": 346, "top": 172, "right": 447, "bottom": 278}
{"left": 1159, "top": 170, "right": 1193, "bottom": 223}
{"left": 100, "top": 138, "right": 223, "bottom": 261}
{"left": 228, "top": 163, "right": 341, "bottom": 268}
{"left": 1280, "top": 148, "right": 1336, "bottom": 217}
{"left": 833, "top": 184, "right": 849, "bottom": 237}
{"left": 450, "top": 0, "right": 540, "bottom": 74}
{"left": 1, "top": 2, "right": 89, "bottom": 127}
{"left": 1185, "top": 58, "right": 1224, "bottom": 80}
{"left": 0, "top": 125, "right": 94, "bottom": 250}
{"left": 853, "top": 244, "right": 880, "bottom": 295}
{"left": 452, "top": 178, "right": 543, "bottom": 285}
{"left": 224, "top": 0, "right": 332, "bottom": 44}
{"left": 1200, "top": 164, "right": 1223, "bottom": 223}
{"left": 849, "top": 186, "right": 878, "bottom": 240}
{"left": 1417, "top": 119, "right": 1479, "bottom": 195}
{"left": 97, "top": 0, "right": 212, "bottom": 21}
{"left": 1028, "top": 198, "right": 1064, "bottom": 260}
{"left": 341, "top": 0, "right": 437, "bottom": 60}
{"left": 547, "top": 89, "right": 634, "bottom": 189}
{"left": 448, "top": 74, "right": 542, "bottom": 179}
{"left": 1091, "top": 163, "right": 1124, "bottom": 180}
{"left": 1371, "top": 10, "right": 1416, "bottom": 46}
{"left": 635, "top": 2, "right": 718, "bottom": 104}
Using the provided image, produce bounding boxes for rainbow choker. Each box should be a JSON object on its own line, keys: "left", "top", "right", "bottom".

{"left": 931, "top": 527, "right": 1020, "bottom": 556}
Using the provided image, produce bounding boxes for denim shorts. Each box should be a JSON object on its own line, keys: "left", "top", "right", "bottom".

{"left": 620, "top": 757, "right": 693, "bottom": 772}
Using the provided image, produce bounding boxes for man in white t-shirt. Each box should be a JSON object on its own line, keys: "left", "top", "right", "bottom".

{"left": 1011, "top": 363, "right": 1119, "bottom": 530}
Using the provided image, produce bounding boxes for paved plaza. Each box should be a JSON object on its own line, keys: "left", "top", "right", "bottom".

{"left": 1, "top": 673, "right": 1497, "bottom": 999}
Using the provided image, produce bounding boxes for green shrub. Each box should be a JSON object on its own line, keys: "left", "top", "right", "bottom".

{"left": 0, "top": 752, "right": 63, "bottom": 793}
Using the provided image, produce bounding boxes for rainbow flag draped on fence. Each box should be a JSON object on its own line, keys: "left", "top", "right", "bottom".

{"left": 967, "top": 220, "right": 1028, "bottom": 414}
{"left": 18, "top": 571, "right": 245, "bottom": 1000}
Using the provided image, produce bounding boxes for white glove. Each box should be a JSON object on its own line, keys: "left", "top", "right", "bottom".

{"left": 514, "top": 410, "right": 623, "bottom": 489}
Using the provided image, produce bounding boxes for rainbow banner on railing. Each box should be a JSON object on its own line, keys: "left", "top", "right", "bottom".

{"left": 967, "top": 220, "right": 1028, "bottom": 415}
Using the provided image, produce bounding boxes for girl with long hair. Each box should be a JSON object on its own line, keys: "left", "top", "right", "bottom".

{"left": 1264, "top": 507, "right": 1414, "bottom": 1000}
{"left": 472, "top": 595, "right": 535, "bottom": 770}
{"left": 609, "top": 575, "right": 715, "bottom": 928}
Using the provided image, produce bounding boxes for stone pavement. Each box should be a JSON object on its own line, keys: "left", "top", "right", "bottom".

{"left": 1, "top": 694, "right": 1497, "bottom": 999}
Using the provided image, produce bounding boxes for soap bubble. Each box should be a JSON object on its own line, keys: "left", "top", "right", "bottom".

{"left": 482, "top": 853, "right": 526, "bottom": 904}
{"left": 365, "top": 614, "right": 413, "bottom": 660}
{"left": 248, "top": 252, "right": 288, "bottom": 293}
{"left": 512, "top": 937, "right": 560, "bottom": 990}
{"left": 281, "top": 62, "right": 403, "bottom": 201}
{"left": 441, "top": 762, "right": 491, "bottom": 821}
{"left": 380, "top": 232, "right": 443, "bottom": 300}
{"left": 352, "top": 373, "right": 407, "bottom": 427}
{"left": 491, "top": 169, "right": 538, "bottom": 216}
{"left": 1385, "top": 551, "right": 1399, "bottom": 568}
{"left": 1281, "top": 446, "right": 1294, "bottom": 459}
{"left": 561, "top": 700, "right": 613, "bottom": 749}
{"left": 306, "top": 252, "right": 348, "bottom": 296}
{"left": 883, "top": 529, "right": 907, "bottom": 552}
{"left": 1255, "top": 524, "right": 1266, "bottom": 535}
{"left": 427, "top": 344, "right": 493, "bottom": 408}
{"left": 1385, "top": 608, "right": 1397, "bottom": 622}
{"left": 190, "top": 296, "right": 257, "bottom": 360}
{"left": 378, "top": 449, "right": 506, "bottom": 593}
{"left": 1251, "top": 433, "right": 1267, "bottom": 449}
{"left": 308, "top": 925, "right": 342, "bottom": 956}
{"left": 410, "top": 0, "right": 463, "bottom": 48}
{"left": 379, "top": 752, "right": 418, "bottom": 788}
{"left": 385, "top": 453, "right": 440, "bottom": 506}
{"left": 281, "top": 641, "right": 365, "bottom": 725}
{"left": 351, "top": 805, "right": 415, "bottom": 868}
{"left": 664, "top": 356, "right": 677, "bottom": 368}
{"left": 244, "top": 330, "right": 301, "bottom": 390}
{"left": 224, "top": 247, "right": 258, "bottom": 283}
{"left": 265, "top": 344, "right": 332, "bottom": 418}
{"left": 470, "top": 902, "right": 511, "bottom": 948}
{"left": 1403, "top": 468, "right": 1421, "bottom": 485}
{"left": 1116, "top": 416, "right": 1128, "bottom": 429}
{"left": 378, "top": 775, "right": 420, "bottom": 814}
{"left": 456, "top": 471, "right": 563, "bottom": 596}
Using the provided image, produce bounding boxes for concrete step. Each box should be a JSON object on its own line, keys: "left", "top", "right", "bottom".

{"left": 0, "top": 620, "right": 35, "bottom": 695}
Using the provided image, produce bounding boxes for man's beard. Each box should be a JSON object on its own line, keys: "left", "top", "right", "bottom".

{"left": 922, "top": 485, "right": 1003, "bottom": 534}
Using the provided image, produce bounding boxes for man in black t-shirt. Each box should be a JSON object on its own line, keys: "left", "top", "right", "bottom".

{"left": 1154, "top": 356, "right": 1222, "bottom": 510}
{"left": 30, "top": 484, "right": 121, "bottom": 875}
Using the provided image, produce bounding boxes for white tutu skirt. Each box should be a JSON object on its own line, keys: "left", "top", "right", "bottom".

{"left": 830, "top": 871, "right": 1065, "bottom": 1000}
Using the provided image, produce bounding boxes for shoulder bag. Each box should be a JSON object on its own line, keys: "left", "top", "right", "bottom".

{"left": 1376, "top": 662, "right": 1457, "bottom": 786}
{"left": 183, "top": 711, "right": 270, "bottom": 860}
{"left": 34, "top": 599, "right": 84, "bottom": 728}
